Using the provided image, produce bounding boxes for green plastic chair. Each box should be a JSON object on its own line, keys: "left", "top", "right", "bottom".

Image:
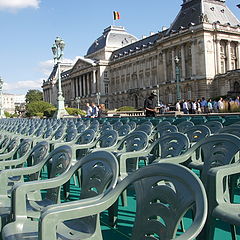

{"left": 218, "top": 125, "right": 240, "bottom": 138}
{"left": 176, "top": 121, "right": 194, "bottom": 133}
{"left": 0, "top": 141, "right": 49, "bottom": 230}
{"left": 2, "top": 150, "right": 119, "bottom": 240}
{"left": 0, "top": 138, "right": 32, "bottom": 171}
{"left": 142, "top": 132, "right": 190, "bottom": 165}
{"left": 2, "top": 163, "right": 207, "bottom": 240}
{"left": 184, "top": 125, "right": 211, "bottom": 145}
{"left": 200, "top": 162, "right": 240, "bottom": 240}
{"left": 154, "top": 134, "right": 240, "bottom": 179}
{"left": 204, "top": 121, "right": 223, "bottom": 134}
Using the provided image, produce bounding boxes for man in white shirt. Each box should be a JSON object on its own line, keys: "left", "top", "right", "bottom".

{"left": 86, "top": 103, "right": 92, "bottom": 117}
{"left": 218, "top": 97, "right": 224, "bottom": 111}
{"left": 182, "top": 100, "right": 189, "bottom": 114}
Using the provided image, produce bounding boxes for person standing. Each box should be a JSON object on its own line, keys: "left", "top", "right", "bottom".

{"left": 98, "top": 104, "right": 107, "bottom": 118}
{"left": 86, "top": 103, "right": 92, "bottom": 117}
{"left": 144, "top": 90, "right": 157, "bottom": 117}
{"left": 176, "top": 101, "right": 181, "bottom": 113}
{"left": 208, "top": 99, "right": 213, "bottom": 113}
{"left": 182, "top": 100, "right": 189, "bottom": 114}
{"left": 218, "top": 97, "right": 224, "bottom": 111}
{"left": 91, "top": 102, "right": 99, "bottom": 118}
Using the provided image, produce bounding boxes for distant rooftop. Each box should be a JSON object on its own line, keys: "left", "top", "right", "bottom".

{"left": 86, "top": 26, "right": 137, "bottom": 56}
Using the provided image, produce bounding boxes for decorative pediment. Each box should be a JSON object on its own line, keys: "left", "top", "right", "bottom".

{"left": 72, "top": 57, "right": 96, "bottom": 73}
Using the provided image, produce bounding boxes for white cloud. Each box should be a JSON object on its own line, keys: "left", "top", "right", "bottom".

{"left": 0, "top": 0, "right": 40, "bottom": 10}
{"left": 39, "top": 57, "right": 80, "bottom": 77}
{"left": 4, "top": 79, "right": 42, "bottom": 93}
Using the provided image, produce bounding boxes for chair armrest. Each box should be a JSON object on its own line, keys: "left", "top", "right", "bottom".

{"left": 39, "top": 187, "right": 121, "bottom": 240}
{"left": 0, "top": 150, "right": 16, "bottom": 160}
{"left": 12, "top": 170, "right": 73, "bottom": 221}
{"left": 208, "top": 163, "right": 240, "bottom": 205}
{"left": 0, "top": 154, "right": 28, "bottom": 168}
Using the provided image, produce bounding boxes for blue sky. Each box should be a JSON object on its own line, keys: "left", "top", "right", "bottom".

{"left": 0, "top": 0, "right": 239, "bottom": 94}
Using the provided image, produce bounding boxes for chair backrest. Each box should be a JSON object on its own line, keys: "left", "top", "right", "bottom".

{"left": 200, "top": 133, "right": 240, "bottom": 185}
{"left": 118, "top": 131, "right": 148, "bottom": 152}
{"left": 131, "top": 163, "right": 207, "bottom": 240}
{"left": 0, "top": 135, "right": 10, "bottom": 150}
{"left": 128, "top": 121, "right": 136, "bottom": 131}
{"left": 113, "top": 121, "right": 123, "bottom": 130}
{"left": 184, "top": 125, "right": 211, "bottom": 144}
{"left": 76, "top": 129, "right": 96, "bottom": 145}
{"left": 158, "top": 132, "right": 190, "bottom": 159}
{"left": 117, "top": 124, "right": 131, "bottom": 137}
{"left": 218, "top": 125, "right": 240, "bottom": 138}
{"left": 96, "top": 130, "right": 118, "bottom": 148}
{"left": 135, "top": 124, "right": 152, "bottom": 136}
{"left": 13, "top": 139, "right": 33, "bottom": 162}
{"left": 64, "top": 128, "right": 78, "bottom": 142}
{"left": 42, "top": 128, "right": 53, "bottom": 139}
{"left": 77, "top": 124, "right": 87, "bottom": 133}
{"left": 177, "top": 121, "right": 194, "bottom": 133}
{"left": 51, "top": 127, "right": 65, "bottom": 141}
{"left": 204, "top": 121, "right": 223, "bottom": 134}
{"left": 78, "top": 151, "right": 119, "bottom": 199}
{"left": 157, "top": 125, "right": 178, "bottom": 137}
{"left": 45, "top": 145, "right": 73, "bottom": 202}
{"left": 5, "top": 137, "right": 19, "bottom": 153}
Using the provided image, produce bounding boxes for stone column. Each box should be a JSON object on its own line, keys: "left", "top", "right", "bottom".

{"left": 227, "top": 40, "right": 232, "bottom": 71}
{"left": 191, "top": 40, "right": 196, "bottom": 76}
{"left": 92, "top": 69, "right": 96, "bottom": 94}
{"left": 215, "top": 39, "right": 221, "bottom": 74}
{"left": 172, "top": 49, "right": 176, "bottom": 80}
{"left": 83, "top": 74, "right": 86, "bottom": 96}
{"left": 237, "top": 42, "right": 240, "bottom": 69}
{"left": 181, "top": 45, "right": 186, "bottom": 79}
{"left": 163, "top": 51, "right": 167, "bottom": 82}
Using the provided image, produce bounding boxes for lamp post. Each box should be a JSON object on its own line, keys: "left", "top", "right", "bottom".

{"left": 174, "top": 56, "right": 181, "bottom": 101}
{"left": 75, "top": 97, "right": 81, "bottom": 109}
{"left": 96, "top": 92, "right": 101, "bottom": 106}
{"left": 0, "top": 77, "right": 5, "bottom": 118}
{"left": 156, "top": 84, "right": 160, "bottom": 107}
{"left": 51, "top": 37, "right": 68, "bottom": 119}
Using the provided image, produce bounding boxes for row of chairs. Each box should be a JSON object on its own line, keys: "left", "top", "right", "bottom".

{"left": 0, "top": 116, "right": 240, "bottom": 238}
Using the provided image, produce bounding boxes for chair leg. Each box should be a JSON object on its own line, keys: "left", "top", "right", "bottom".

{"left": 180, "top": 220, "right": 185, "bottom": 233}
{"left": 230, "top": 224, "right": 237, "bottom": 240}
{"left": 108, "top": 199, "right": 119, "bottom": 228}
{"left": 120, "top": 190, "right": 128, "bottom": 207}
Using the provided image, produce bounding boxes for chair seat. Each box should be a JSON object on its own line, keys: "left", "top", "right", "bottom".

{"left": 212, "top": 204, "right": 240, "bottom": 226}
{"left": 188, "top": 161, "right": 203, "bottom": 170}
{"left": 57, "top": 217, "right": 97, "bottom": 240}
{"left": 27, "top": 199, "right": 55, "bottom": 218}
{"left": 2, "top": 220, "right": 38, "bottom": 240}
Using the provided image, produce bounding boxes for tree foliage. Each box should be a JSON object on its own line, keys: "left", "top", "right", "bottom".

{"left": 25, "top": 90, "right": 43, "bottom": 103}
{"left": 26, "top": 101, "right": 55, "bottom": 117}
{"left": 65, "top": 107, "right": 86, "bottom": 116}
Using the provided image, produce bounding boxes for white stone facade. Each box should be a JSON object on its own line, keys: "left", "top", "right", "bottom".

{"left": 42, "top": 0, "right": 240, "bottom": 110}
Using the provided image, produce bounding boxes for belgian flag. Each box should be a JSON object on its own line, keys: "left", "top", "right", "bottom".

{"left": 113, "top": 11, "right": 120, "bottom": 20}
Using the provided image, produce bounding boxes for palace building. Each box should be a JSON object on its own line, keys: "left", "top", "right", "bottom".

{"left": 42, "top": 0, "right": 240, "bottom": 110}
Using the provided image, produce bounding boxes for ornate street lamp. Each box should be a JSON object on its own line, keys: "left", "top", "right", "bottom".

{"left": 156, "top": 84, "right": 160, "bottom": 107}
{"left": 75, "top": 97, "right": 81, "bottom": 109}
{"left": 174, "top": 56, "right": 181, "bottom": 101}
{"left": 51, "top": 37, "right": 68, "bottom": 119}
{"left": 0, "top": 77, "right": 5, "bottom": 118}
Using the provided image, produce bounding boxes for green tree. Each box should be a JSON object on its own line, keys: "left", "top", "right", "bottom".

{"left": 26, "top": 101, "right": 55, "bottom": 117}
{"left": 25, "top": 90, "right": 43, "bottom": 103}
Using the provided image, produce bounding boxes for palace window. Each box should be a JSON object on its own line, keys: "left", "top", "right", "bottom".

{"left": 104, "top": 71, "right": 108, "bottom": 79}
{"left": 104, "top": 83, "right": 109, "bottom": 95}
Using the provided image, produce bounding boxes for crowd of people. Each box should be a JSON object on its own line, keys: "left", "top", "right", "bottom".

{"left": 144, "top": 90, "right": 240, "bottom": 116}
{"left": 85, "top": 102, "right": 107, "bottom": 118}
{"left": 176, "top": 96, "right": 240, "bottom": 114}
